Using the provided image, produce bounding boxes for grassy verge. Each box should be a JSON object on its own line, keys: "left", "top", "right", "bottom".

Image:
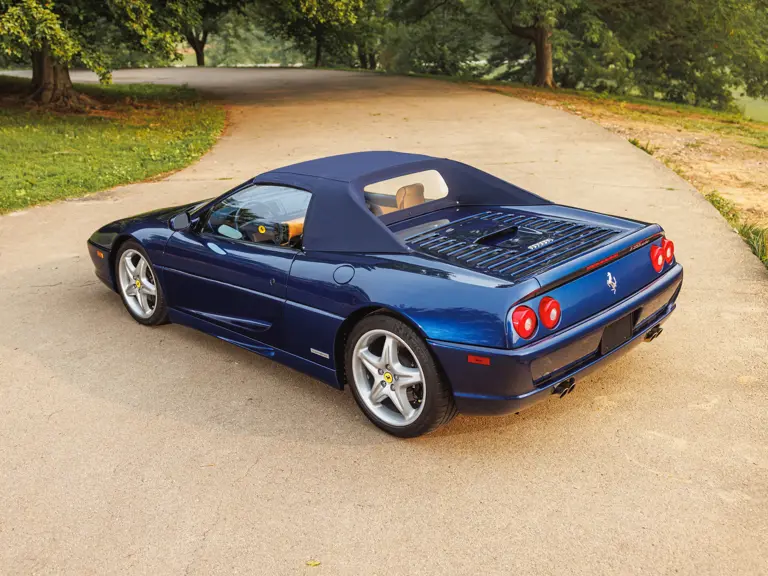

{"left": 706, "top": 192, "right": 768, "bottom": 267}
{"left": 0, "top": 76, "right": 225, "bottom": 214}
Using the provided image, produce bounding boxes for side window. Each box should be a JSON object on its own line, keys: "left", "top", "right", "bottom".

{"left": 204, "top": 185, "right": 311, "bottom": 248}
{"left": 364, "top": 169, "right": 449, "bottom": 217}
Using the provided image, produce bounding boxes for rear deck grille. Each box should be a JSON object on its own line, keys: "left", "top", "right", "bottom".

{"left": 406, "top": 210, "right": 621, "bottom": 284}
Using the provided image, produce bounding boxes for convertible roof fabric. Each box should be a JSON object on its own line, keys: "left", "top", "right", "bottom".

{"left": 253, "top": 151, "right": 550, "bottom": 254}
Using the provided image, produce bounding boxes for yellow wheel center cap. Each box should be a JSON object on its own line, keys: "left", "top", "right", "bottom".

{"left": 135, "top": 279, "right": 141, "bottom": 289}
{"left": 383, "top": 372, "right": 393, "bottom": 384}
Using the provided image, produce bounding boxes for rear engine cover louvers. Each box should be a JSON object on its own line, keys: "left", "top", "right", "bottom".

{"left": 406, "top": 210, "right": 621, "bottom": 284}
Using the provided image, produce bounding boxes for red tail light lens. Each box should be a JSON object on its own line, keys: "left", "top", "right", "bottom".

{"left": 538, "top": 297, "right": 561, "bottom": 329}
{"left": 650, "top": 245, "right": 665, "bottom": 272}
{"left": 661, "top": 238, "right": 675, "bottom": 264}
{"left": 512, "top": 306, "right": 537, "bottom": 339}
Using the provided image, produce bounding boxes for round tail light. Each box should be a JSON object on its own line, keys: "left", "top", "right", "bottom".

{"left": 512, "top": 306, "right": 537, "bottom": 339}
{"left": 539, "top": 297, "right": 561, "bottom": 329}
{"left": 661, "top": 238, "right": 675, "bottom": 264}
{"left": 650, "top": 245, "right": 664, "bottom": 272}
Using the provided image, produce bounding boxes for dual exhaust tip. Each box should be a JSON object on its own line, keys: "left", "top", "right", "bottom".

{"left": 645, "top": 325, "right": 663, "bottom": 342}
{"left": 552, "top": 378, "right": 576, "bottom": 398}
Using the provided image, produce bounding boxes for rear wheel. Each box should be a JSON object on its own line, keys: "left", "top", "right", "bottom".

{"left": 346, "top": 314, "right": 456, "bottom": 437}
{"left": 115, "top": 240, "right": 169, "bottom": 326}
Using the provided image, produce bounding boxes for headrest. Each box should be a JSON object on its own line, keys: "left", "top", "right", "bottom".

{"left": 395, "top": 184, "right": 425, "bottom": 209}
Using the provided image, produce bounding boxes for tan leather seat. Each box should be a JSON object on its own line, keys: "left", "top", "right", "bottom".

{"left": 284, "top": 216, "right": 304, "bottom": 240}
{"left": 395, "top": 184, "right": 425, "bottom": 209}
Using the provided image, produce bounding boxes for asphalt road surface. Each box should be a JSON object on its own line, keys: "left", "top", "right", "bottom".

{"left": 1, "top": 68, "right": 767, "bottom": 575}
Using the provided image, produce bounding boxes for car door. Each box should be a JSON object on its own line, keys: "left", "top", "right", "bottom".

{"left": 161, "top": 184, "right": 311, "bottom": 348}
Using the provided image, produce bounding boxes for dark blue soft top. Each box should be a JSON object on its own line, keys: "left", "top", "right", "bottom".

{"left": 253, "top": 151, "right": 550, "bottom": 254}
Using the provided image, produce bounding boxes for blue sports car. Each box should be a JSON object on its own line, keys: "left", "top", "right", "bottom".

{"left": 88, "top": 152, "right": 683, "bottom": 437}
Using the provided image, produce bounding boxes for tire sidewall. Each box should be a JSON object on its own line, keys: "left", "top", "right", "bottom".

{"left": 115, "top": 240, "right": 168, "bottom": 326}
{"left": 345, "top": 314, "right": 450, "bottom": 437}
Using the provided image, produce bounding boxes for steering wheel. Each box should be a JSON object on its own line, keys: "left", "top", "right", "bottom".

{"left": 233, "top": 201, "right": 274, "bottom": 233}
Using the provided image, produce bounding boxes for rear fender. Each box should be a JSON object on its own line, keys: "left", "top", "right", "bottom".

{"left": 287, "top": 252, "right": 536, "bottom": 350}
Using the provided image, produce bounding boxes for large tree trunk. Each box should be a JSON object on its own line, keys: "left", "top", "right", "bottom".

{"left": 314, "top": 30, "right": 324, "bottom": 68}
{"left": 357, "top": 46, "right": 368, "bottom": 70}
{"left": 186, "top": 31, "right": 208, "bottom": 67}
{"left": 487, "top": 0, "right": 556, "bottom": 89}
{"left": 29, "top": 44, "right": 90, "bottom": 110}
{"left": 194, "top": 44, "right": 205, "bottom": 66}
{"left": 532, "top": 26, "right": 555, "bottom": 88}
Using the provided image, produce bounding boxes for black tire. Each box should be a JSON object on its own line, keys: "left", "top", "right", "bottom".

{"left": 345, "top": 314, "right": 457, "bottom": 438}
{"left": 114, "top": 240, "right": 169, "bottom": 326}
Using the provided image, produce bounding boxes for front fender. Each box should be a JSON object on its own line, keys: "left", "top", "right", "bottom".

{"left": 87, "top": 206, "right": 191, "bottom": 291}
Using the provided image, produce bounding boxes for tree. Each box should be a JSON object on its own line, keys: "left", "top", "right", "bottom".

{"left": 392, "top": 0, "right": 569, "bottom": 87}
{"left": 382, "top": 0, "right": 485, "bottom": 75}
{"left": 597, "top": 0, "right": 768, "bottom": 107}
{"left": 484, "top": 0, "right": 635, "bottom": 92}
{"left": 484, "top": 0, "right": 576, "bottom": 88}
{"left": 0, "top": 0, "right": 188, "bottom": 108}
{"left": 206, "top": 7, "right": 304, "bottom": 66}
{"left": 347, "top": 0, "right": 389, "bottom": 69}
{"left": 254, "top": 0, "right": 362, "bottom": 67}
{"left": 183, "top": 0, "right": 243, "bottom": 66}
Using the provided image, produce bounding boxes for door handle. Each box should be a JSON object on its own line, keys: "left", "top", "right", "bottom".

{"left": 206, "top": 242, "right": 227, "bottom": 255}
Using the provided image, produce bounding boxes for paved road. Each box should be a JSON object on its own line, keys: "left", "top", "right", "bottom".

{"left": 1, "top": 68, "right": 767, "bottom": 575}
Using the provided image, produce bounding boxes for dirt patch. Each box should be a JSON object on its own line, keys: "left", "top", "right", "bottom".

{"left": 484, "top": 85, "right": 768, "bottom": 226}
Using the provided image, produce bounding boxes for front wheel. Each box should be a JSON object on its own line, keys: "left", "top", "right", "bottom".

{"left": 345, "top": 314, "right": 457, "bottom": 437}
{"left": 115, "top": 240, "right": 169, "bottom": 326}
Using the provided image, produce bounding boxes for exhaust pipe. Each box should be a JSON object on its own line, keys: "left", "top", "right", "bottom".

{"left": 645, "top": 326, "right": 663, "bottom": 342}
{"left": 552, "top": 378, "right": 576, "bottom": 398}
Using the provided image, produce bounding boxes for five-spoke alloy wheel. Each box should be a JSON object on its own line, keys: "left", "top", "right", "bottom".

{"left": 346, "top": 315, "right": 457, "bottom": 437}
{"left": 115, "top": 240, "right": 168, "bottom": 326}
{"left": 352, "top": 329, "right": 426, "bottom": 427}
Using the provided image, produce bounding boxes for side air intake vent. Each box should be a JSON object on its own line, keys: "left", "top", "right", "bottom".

{"left": 406, "top": 210, "right": 620, "bottom": 284}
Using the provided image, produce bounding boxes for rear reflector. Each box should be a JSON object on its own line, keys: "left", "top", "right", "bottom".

{"left": 467, "top": 354, "right": 491, "bottom": 366}
{"left": 511, "top": 305, "right": 538, "bottom": 339}
{"left": 650, "top": 245, "right": 664, "bottom": 272}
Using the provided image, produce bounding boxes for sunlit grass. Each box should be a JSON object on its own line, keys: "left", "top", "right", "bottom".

{"left": 734, "top": 94, "right": 768, "bottom": 122}
{"left": 0, "top": 76, "right": 225, "bottom": 214}
{"left": 706, "top": 191, "right": 768, "bottom": 268}
{"left": 628, "top": 138, "right": 656, "bottom": 155}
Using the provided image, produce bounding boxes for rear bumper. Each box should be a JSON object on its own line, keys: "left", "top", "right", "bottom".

{"left": 429, "top": 264, "right": 683, "bottom": 415}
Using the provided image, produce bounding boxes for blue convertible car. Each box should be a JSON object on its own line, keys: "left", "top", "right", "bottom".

{"left": 88, "top": 152, "right": 683, "bottom": 437}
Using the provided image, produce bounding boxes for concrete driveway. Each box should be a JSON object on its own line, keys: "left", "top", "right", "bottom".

{"left": 1, "top": 68, "right": 767, "bottom": 575}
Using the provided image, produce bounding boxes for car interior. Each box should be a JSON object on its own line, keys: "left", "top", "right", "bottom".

{"left": 364, "top": 169, "right": 448, "bottom": 218}
{"left": 206, "top": 185, "right": 311, "bottom": 248}
{"left": 366, "top": 183, "right": 427, "bottom": 216}
{"left": 204, "top": 173, "right": 449, "bottom": 249}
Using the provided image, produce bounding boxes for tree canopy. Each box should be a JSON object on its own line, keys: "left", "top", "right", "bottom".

{"left": 0, "top": 0, "right": 192, "bottom": 105}
{"left": 1, "top": 0, "right": 767, "bottom": 110}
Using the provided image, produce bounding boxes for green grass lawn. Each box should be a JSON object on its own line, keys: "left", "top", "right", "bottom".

{"left": 734, "top": 94, "right": 768, "bottom": 122}
{"left": 0, "top": 76, "right": 225, "bottom": 214}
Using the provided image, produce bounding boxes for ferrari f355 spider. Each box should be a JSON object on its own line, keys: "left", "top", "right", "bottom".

{"left": 88, "top": 152, "right": 683, "bottom": 437}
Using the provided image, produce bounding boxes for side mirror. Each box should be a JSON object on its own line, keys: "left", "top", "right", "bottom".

{"left": 170, "top": 211, "right": 191, "bottom": 231}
